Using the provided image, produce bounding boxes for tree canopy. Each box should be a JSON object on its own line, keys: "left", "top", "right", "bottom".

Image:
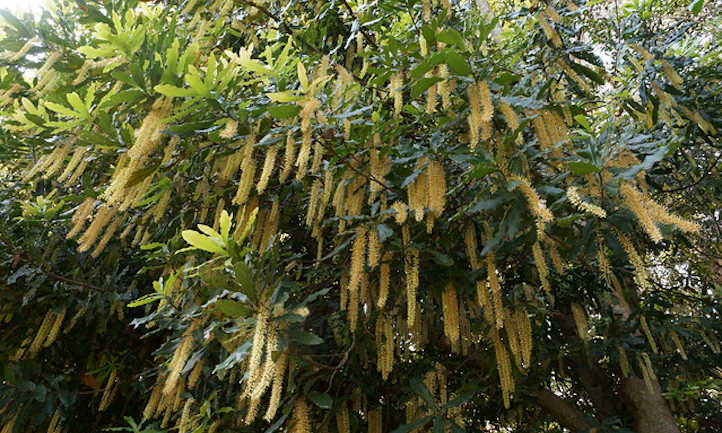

{"left": 0, "top": 0, "right": 720, "bottom": 433}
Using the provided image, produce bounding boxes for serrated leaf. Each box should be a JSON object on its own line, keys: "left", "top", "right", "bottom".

{"left": 574, "top": 114, "right": 592, "bottom": 132}
{"left": 411, "top": 52, "right": 444, "bottom": 80}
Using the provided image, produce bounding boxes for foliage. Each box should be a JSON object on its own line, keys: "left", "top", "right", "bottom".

{"left": 0, "top": 0, "right": 720, "bottom": 432}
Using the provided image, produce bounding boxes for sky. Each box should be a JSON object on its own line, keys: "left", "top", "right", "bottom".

{"left": 0, "top": 0, "right": 47, "bottom": 14}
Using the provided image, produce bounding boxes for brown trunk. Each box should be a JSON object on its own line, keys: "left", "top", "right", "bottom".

{"left": 620, "top": 376, "right": 681, "bottom": 433}
{"left": 536, "top": 388, "right": 590, "bottom": 432}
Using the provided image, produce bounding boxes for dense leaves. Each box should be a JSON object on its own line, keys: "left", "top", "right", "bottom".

{"left": 0, "top": 0, "right": 721, "bottom": 433}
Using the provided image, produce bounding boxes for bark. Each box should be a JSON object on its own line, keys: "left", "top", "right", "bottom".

{"left": 558, "top": 312, "right": 620, "bottom": 421}
{"left": 620, "top": 376, "right": 682, "bottom": 433}
{"left": 536, "top": 388, "right": 590, "bottom": 432}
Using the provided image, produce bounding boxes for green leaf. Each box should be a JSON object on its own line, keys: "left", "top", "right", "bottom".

{"left": 100, "top": 89, "right": 145, "bottom": 108}
{"left": 436, "top": 28, "right": 465, "bottom": 50}
{"left": 308, "top": 392, "right": 333, "bottom": 409}
{"left": 127, "top": 293, "right": 163, "bottom": 308}
{"left": 155, "top": 84, "right": 196, "bottom": 98}
{"left": 267, "top": 104, "right": 302, "bottom": 119}
{"left": 468, "top": 163, "right": 495, "bottom": 179}
{"left": 500, "top": 96, "right": 543, "bottom": 109}
{"left": 410, "top": 377, "right": 435, "bottom": 408}
{"left": 411, "top": 52, "right": 444, "bottom": 80}
{"left": 443, "top": 50, "right": 472, "bottom": 76}
{"left": 411, "top": 77, "right": 444, "bottom": 99}
{"left": 689, "top": 0, "right": 704, "bottom": 14}
{"left": 567, "top": 161, "right": 601, "bottom": 175}
{"left": 288, "top": 329, "right": 324, "bottom": 345}
{"left": 44, "top": 101, "right": 79, "bottom": 118}
{"left": 377, "top": 224, "right": 394, "bottom": 243}
{"left": 185, "top": 70, "right": 211, "bottom": 97}
{"left": 181, "top": 230, "right": 227, "bottom": 255}
{"left": 574, "top": 114, "right": 592, "bottom": 132}
{"left": 220, "top": 210, "right": 232, "bottom": 241}
{"left": 215, "top": 299, "right": 250, "bottom": 317}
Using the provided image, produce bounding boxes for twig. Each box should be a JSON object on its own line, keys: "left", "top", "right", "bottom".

{"left": 340, "top": 0, "right": 380, "bottom": 51}
{"left": 653, "top": 150, "right": 722, "bottom": 196}
{"left": 325, "top": 334, "right": 355, "bottom": 393}
{"left": 0, "top": 233, "right": 105, "bottom": 292}
{"left": 318, "top": 137, "right": 402, "bottom": 196}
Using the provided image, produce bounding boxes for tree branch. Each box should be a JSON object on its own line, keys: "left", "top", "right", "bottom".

{"left": 537, "top": 388, "right": 591, "bottom": 432}
{"left": 0, "top": 233, "right": 105, "bottom": 292}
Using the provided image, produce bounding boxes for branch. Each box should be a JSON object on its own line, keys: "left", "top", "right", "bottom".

{"left": 537, "top": 388, "right": 591, "bottom": 432}
{"left": 653, "top": 149, "right": 722, "bottom": 196}
{"left": 340, "top": 0, "right": 380, "bottom": 51}
{"left": 0, "top": 233, "right": 105, "bottom": 292}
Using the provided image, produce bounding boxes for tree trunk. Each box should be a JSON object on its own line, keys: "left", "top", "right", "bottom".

{"left": 536, "top": 388, "right": 590, "bottom": 432}
{"left": 620, "top": 376, "right": 681, "bottom": 433}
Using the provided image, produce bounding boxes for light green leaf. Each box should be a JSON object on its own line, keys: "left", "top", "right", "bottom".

{"left": 220, "top": 210, "right": 232, "bottom": 241}
{"left": 444, "top": 50, "right": 472, "bottom": 76}
{"left": 181, "top": 230, "right": 227, "bottom": 255}
{"left": 266, "top": 91, "right": 304, "bottom": 102}
{"left": 127, "top": 293, "right": 163, "bottom": 308}
{"left": 155, "top": 84, "right": 196, "bottom": 98}
{"left": 44, "top": 101, "right": 79, "bottom": 118}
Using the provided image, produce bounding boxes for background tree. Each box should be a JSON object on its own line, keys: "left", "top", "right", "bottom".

{"left": 0, "top": 0, "right": 720, "bottom": 432}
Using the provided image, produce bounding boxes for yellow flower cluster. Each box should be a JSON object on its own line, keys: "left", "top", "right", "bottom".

{"left": 348, "top": 225, "right": 367, "bottom": 330}
{"left": 532, "top": 241, "right": 551, "bottom": 295}
{"left": 570, "top": 303, "right": 589, "bottom": 342}
{"left": 505, "top": 308, "right": 532, "bottom": 369}
{"left": 616, "top": 231, "right": 648, "bottom": 290}
{"left": 442, "top": 283, "right": 460, "bottom": 348}
{"left": 377, "top": 252, "right": 392, "bottom": 309}
{"left": 293, "top": 398, "right": 311, "bottom": 433}
{"left": 336, "top": 402, "right": 350, "bottom": 433}
{"left": 639, "top": 315, "right": 658, "bottom": 354}
{"left": 492, "top": 328, "right": 514, "bottom": 408}
{"left": 405, "top": 246, "right": 419, "bottom": 328}
{"left": 407, "top": 157, "right": 446, "bottom": 227}
{"left": 537, "top": 12, "right": 562, "bottom": 47}
{"left": 467, "top": 81, "right": 494, "bottom": 150}
{"left": 376, "top": 314, "right": 394, "bottom": 379}
{"left": 512, "top": 176, "right": 553, "bottom": 237}
{"left": 669, "top": 330, "right": 687, "bottom": 360}
{"left": 567, "top": 186, "right": 606, "bottom": 217}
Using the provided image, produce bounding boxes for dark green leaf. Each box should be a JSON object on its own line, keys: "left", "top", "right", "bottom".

{"left": 567, "top": 161, "right": 600, "bottom": 175}
{"left": 308, "top": 392, "right": 333, "bottom": 409}
{"left": 268, "top": 104, "right": 302, "bottom": 119}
